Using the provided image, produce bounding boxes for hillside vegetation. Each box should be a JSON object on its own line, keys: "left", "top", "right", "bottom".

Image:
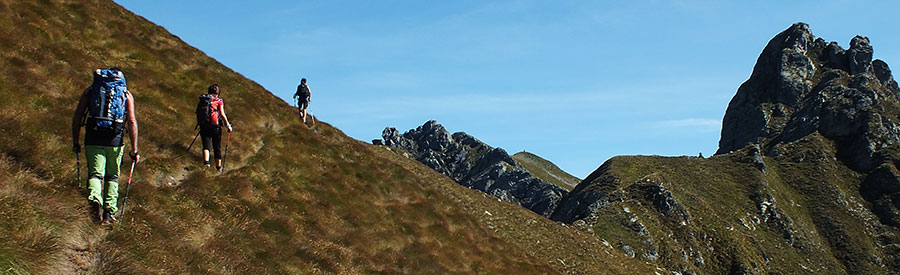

{"left": 566, "top": 136, "right": 895, "bottom": 274}
{"left": 0, "top": 0, "right": 653, "bottom": 273}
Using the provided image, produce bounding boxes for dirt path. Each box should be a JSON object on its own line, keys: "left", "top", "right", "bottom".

{"left": 47, "top": 203, "right": 112, "bottom": 274}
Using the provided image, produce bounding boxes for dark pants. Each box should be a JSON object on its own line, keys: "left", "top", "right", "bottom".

{"left": 201, "top": 126, "right": 222, "bottom": 159}
{"left": 298, "top": 99, "right": 308, "bottom": 110}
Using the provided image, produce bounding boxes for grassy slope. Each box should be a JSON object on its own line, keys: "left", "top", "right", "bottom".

{"left": 0, "top": 0, "right": 656, "bottom": 273}
{"left": 374, "top": 146, "right": 656, "bottom": 274}
{"left": 512, "top": 152, "right": 581, "bottom": 191}
{"left": 579, "top": 134, "right": 892, "bottom": 273}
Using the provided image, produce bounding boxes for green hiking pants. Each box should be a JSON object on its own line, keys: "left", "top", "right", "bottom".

{"left": 85, "top": 145, "right": 124, "bottom": 213}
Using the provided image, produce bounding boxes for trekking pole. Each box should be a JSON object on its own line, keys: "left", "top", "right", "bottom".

{"left": 76, "top": 152, "right": 82, "bottom": 189}
{"left": 221, "top": 132, "right": 231, "bottom": 174}
{"left": 119, "top": 160, "right": 136, "bottom": 222}
{"left": 76, "top": 113, "right": 87, "bottom": 189}
{"left": 187, "top": 130, "right": 201, "bottom": 151}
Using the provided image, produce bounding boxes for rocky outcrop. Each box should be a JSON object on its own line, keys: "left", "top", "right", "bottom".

{"left": 862, "top": 163, "right": 900, "bottom": 227}
{"left": 714, "top": 22, "right": 900, "bottom": 227}
{"left": 552, "top": 168, "right": 691, "bottom": 227}
{"left": 551, "top": 161, "right": 624, "bottom": 223}
{"left": 376, "top": 120, "right": 568, "bottom": 217}
{"left": 716, "top": 23, "right": 900, "bottom": 173}
{"left": 753, "top": 193, "right": 802, "bottom": 248}
{"left": 551, "top": 162, "right": 709, "bottom": 273}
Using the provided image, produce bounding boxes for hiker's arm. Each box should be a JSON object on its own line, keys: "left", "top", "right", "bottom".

{"left": 71, "top": 87, "right": 90, "bottom": 153}
{"left": 125, "top": 91, "right": 139, "bottom": 161}
{"left": 219, "top": 102, "right": 232, "bottom": 132}
{"left": 307, "top": 86, "right": 311, "bottom": 101}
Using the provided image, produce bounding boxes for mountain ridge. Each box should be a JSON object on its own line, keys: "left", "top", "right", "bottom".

{"left": 376, "top": 120, "right": 569, "bottom": 217}
{"left": 555, "top": 22, "right": 900, "bottom": 273}
{"left": 511, "top": 151, "right": 581, "bottom": 191}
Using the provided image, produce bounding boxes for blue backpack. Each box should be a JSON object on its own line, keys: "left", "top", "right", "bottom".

{"left": 87, "top": 68, "right": 128, "bottom": 131}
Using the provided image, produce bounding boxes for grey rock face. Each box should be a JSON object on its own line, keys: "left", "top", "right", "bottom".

{"left": 862, "top": 164, "right": 900, "bottom": 226}
{"left": 849, "top": 36, "right": 873, "bottom": 75}
{"left": 716, "top": 23, "right": 900, "bottom": 173}
{"left": 873, "top": 59, "right": 900, "bottom": 91}
{"left": 717, "top": 23, "right": 818, "bottom": 155}
{"left": 715, "top": 22, "right": 900, "bottom": 229}
{"left": 379, "top": 120, "right": 568, "bottom": 217}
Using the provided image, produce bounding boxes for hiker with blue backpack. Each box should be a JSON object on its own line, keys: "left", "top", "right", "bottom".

{"left": 196, "top": 84, "right": 232, "bottom": 172}
{"left": 72, "top": 67, "right": 139, "bottom": 224}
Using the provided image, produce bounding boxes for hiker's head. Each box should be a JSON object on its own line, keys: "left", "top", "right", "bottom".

{"left": 108, "top": 66, "right": 121, "bottom": 72}
{"left": 208, "top": 84, "right": 220, "bottom": 95}
{"left": 300, "top": 78, "right": 307, "bottom": 84}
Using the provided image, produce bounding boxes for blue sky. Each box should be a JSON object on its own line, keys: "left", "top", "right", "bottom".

{"left": 115, "top": 0, "right": 900, "bottom": 178}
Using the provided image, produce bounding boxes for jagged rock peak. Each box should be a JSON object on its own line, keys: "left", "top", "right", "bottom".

{"left": 849, "top": 35, "right": 874, "bottom": 74}
{"left": 376, "top": 120, "right": 567, "bottom": 217}
{"left": 717, "top": 22, "right": 900, "bottom": 172}
{"left": 779, "top": 22, "right": 813, "bottom": 51}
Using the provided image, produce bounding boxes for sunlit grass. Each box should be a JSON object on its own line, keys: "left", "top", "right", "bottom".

{"left": 0, "top": 0, "right": 648, "bottom": 273}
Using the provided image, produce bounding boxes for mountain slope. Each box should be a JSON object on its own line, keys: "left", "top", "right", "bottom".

{"left": 554, "top": 23, "right": 900, "bottom": 274}
{"left": 0, "top": 0, "right": 653, "bottom": 273}
{"left": 512, "top": 151, "right": 581, "bottom": 191}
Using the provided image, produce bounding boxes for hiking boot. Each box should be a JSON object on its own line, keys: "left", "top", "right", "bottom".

{"left": 216, "top": 166, "right": 222, "bottom": 172}
{"left": 204, "top": 161, "right": 211, "bottom": 168}
{"left": 102, "top": 210, "right": 118, "bottom": 224}
{"left": 88, "top": 200, "right": 102, "bottom": 223}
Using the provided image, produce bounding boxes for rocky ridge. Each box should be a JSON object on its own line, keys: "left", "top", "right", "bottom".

{"left": 375, "top": 120, "right": 568, "bottom": 217}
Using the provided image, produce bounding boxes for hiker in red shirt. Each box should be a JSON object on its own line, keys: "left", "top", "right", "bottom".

{"left": 196, "top": 84, "right": 232, "bottom": 171}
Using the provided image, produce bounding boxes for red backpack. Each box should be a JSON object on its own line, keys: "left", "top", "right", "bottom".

{"left": 196, "top": 94, "right": 221, "bottom": 128}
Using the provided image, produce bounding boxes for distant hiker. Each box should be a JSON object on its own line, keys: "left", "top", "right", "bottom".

{"left": 293, "top": 78, "right": 311, "bottom": 123}
{"left": 196, "top": 84, "right": 232, "bottom": 171}
{"left": 72, "top": 67, "right": 139, "bottom": 224}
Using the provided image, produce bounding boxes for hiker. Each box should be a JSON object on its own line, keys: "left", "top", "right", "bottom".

{"left": 72, "top": 67, "right": 139, "bottom": 224}
{"left": 196, "top": 84, "right": 232, "bottom": 171}
{"left": 293, "top": 77, "right": 311, "bottom": 123}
